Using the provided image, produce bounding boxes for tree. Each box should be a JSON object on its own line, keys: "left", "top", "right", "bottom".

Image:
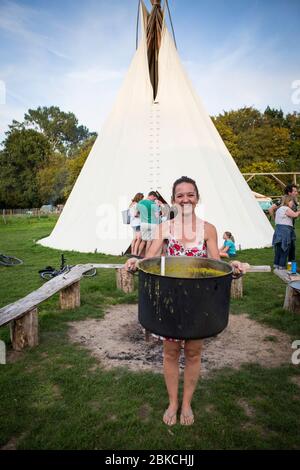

{"left": 241, "top": 161, "right": 282, "bottom": 196}
{"left": 263, "top": 106, "right": 285, "bottom": 128}
{"left": 64, "top": 136, "right": 96, "bottom": 198}
{"left": 284, "top": 112, "right": 300, "bottom": 171}
{"left": 36, "top": 153, "right": 68, "bottom": 205}
{"left": 214, "top": 107, "right": 263, "bottom": 135}
{"left": 212, "top": 119, "right": 241, "bottom": 162}
{"left": 0, "top": 129, "right": 51, "bottom": 208}
{"left": 237, "top": 126, "right": 290, "bottom": 169}
{"left": 9, "top": 106, "right": 96, "bottom": 155}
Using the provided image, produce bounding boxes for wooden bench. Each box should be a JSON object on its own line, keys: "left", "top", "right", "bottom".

{"left": 0, "top": 263, "right": 133, "bottom": 352}
{"left": 230, "top": 265, "right": 271, "bottom": 299}
{"left": 0, "top": 264, "right": 95, "bottom": 351}
{"left": 274, "top": 269, "right": 300, "bottom": 314}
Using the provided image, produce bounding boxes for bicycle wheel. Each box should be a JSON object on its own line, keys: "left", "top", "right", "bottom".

{"left": 83, "top": 268, "right": 97, "bottom": 277}
{"left": 40, "top": 271, "right": 56, "bottom": 280}
{"left": 0, "top": 254, "right": 23, "bottom": 266}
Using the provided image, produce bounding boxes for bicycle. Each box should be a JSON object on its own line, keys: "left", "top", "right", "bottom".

{"left": 0, "top": 253, "right": 23, "bottom": 266}
{"left": 39, "top": 254, "right": 97, "bottom": 280}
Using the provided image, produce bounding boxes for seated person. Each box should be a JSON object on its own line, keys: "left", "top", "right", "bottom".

{"left": 219, "top": 231, "right": 236, "bottom": 258}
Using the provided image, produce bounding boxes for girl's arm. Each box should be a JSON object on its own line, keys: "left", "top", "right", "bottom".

{"left": 205, "top": 223, "right": 220, "bottom": 260}
{"left": 125, "top": 222, "right": 168, "bottom": 270}
{"left": 286, "top": 208, "right": 300, "bottom": 218}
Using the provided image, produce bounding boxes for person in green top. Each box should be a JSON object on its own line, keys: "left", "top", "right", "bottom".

{"left": 137, "top": 191, "right": 160, "bottom": 256}
{"left": 219, "top": 231, "right": 236, "bottom": 258}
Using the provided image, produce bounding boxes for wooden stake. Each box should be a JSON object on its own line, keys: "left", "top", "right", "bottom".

{"left": 10, "top": 308, "right": 39, "bottom": 351}
{"left": 116, "top": 268, "right": 134, "bottom": 293}
{"left": 231, "top": 277, "right": 243, "bottom": 299}
{"left": 284, "top": 285, "right": 300, "bottom": 314}
{"left": 60, "top": 281, "right": 80, "bottom": 310}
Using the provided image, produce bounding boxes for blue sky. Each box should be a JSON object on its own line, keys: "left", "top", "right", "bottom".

{"left": 0, "top": 0, "right": 299, "bottom": 143}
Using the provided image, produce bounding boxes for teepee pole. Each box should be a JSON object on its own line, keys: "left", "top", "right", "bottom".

{"left": 136, "top": 0, "right": 142, "bottom": 50}
{"left": 165, "top": 0, "right": 177, "bottom": 48}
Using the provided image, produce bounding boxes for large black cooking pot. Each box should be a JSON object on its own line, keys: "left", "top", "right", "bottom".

{"left": 138, "top": 256, "right": 233, "bottom": 340}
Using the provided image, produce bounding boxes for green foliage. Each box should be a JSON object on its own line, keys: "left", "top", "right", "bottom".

{"left": 214, "top": 107, "right": 300, "bottom": 195}
{"left": 63, "top": 136, "right": 96, "bottom": 199}
{"left": 212, "top": 119, "right": 241, "bottom": 160}
{"left": 0, "top": 129, "right": 51, "bottom": 208}
{"left": 238, "top": 126, "right": 290, "bottom": 168}
{"left": 0, "top": 107, "right": 96, "bottom": 208}
{"left": 36, "top": 153, "right": 68, "bottom": 204}
{"left": 214, "top": 106, "right": 263, "bottom": 134}
{"left": 19, "top": 106, "right": 94, "bottom": 155}
{"left": 241, "top": 162, "right": 280, "bottom": 195}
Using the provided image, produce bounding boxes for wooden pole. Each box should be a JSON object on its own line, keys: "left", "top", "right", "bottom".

{"left": 10, "top": 308, "right": 39, "bottom": 351}
{"left": 284, "top": 285, "right": 300, "bottom": 314}
{"left": 59, "top": 281, "right": 80, "bottom": 310}
{"left": 116, "top": 268, "right": 135, "bottom": 293}
{"left": 231, "top": 277, "right": 243, "bottom": 299}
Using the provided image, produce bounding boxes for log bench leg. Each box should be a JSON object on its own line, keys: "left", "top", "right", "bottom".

{"left": 231, "top": 277, "right": 243, "bottom": 299}
{"left": 0, "top": 340, "right": 6, "bottom": 364}
{"left": 10, "top": 308, "right": 39, "bottom": 351}
{"left": 60, "top": 281, "right": 80, "bottom": 310}
{"left": 116, "top": 268, "right": 134, "bottom": 293}
{"left": 284, "top": 286, "right": 300, "bottom": 314}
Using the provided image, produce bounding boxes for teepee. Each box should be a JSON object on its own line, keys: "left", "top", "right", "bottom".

{"left": 39, "top": 0, "right": 273, "bottom": 255}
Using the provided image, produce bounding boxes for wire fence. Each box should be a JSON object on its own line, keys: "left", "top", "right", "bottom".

{"left": 1, "top": 206, "right": 63, "bottom": 223}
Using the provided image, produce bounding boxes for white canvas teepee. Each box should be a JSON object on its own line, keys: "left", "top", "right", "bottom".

{"left": 39, "top": 1, "right": 273, "bottom": 255}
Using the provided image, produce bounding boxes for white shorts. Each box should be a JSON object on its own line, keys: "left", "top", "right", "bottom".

{"left": 141, "top": 223, "right": 157, "bottom": 241}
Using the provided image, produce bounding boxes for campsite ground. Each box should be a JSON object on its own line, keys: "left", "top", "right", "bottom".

{"left": 1, "top": 215, "right": 300, "bottom": 450}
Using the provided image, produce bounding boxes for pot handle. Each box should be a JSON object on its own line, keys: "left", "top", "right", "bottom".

{"left": 128, "top": 268, "right": 139, "bottom": 276}
{"left": 232, "top": 271, "right": 244, "bottom": 280}
{"left": 127, "top": 258, "right": 141, "bottom": 275}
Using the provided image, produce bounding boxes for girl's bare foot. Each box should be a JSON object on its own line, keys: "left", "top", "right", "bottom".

{"left": 163, "top": 406, "right": 178, "bottom": 426}
{"left": 180, "top": 407, "right": 194, "bottom": 426}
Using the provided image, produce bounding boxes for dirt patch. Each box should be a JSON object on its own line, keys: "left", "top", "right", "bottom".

{"left": 290, "top": 376, "right": 300, "bottom": 387}
{"left": 138, "top": 403, "right": 153, "bottom": 422}
{"left": 238, "top": 399, "right": 256, "bottom": 418}
{"left": 68, "top": 304, "right": 292, "bottom": 376}
{"left": 1, "top": 433, "right": 27, "bottom": 451}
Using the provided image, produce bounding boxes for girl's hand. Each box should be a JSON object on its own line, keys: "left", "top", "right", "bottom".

{"left": 125, "top": 258, "right": 139, "bottom": 272}
{"left": 230, "top": 261, "right": 250, "bottom": 276}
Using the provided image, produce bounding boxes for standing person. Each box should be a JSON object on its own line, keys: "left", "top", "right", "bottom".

{"left": 154, "top": 193, "right": 170, "bottom": 223}
{"left": 272, "top": 195, "right": 300, "bottom": 269}
{"left": 219, "top": 232, "right": 236, "bottom": 258}
{"left": 137, "top": 191, "right": 160, "bottom": 256}
{"left": 269, "top": 184, "right": 299, "bottom": 262}
{"left": 129, "top": 193, "right": 144, "bottom": 256}
{"left": 126, "top": 176, "right": 246, "bottom": 426}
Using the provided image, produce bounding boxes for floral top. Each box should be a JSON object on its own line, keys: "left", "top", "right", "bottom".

{"left": 167, "top": 237, "right": 208, "bottom": 258}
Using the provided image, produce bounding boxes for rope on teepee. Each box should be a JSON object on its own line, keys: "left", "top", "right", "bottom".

{"left": 165, "top": 0, "right": 177, "bottom": 49}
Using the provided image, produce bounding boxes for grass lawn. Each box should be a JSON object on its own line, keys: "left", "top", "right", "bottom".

{"left": 0, "top": 215, "right": 300, "bottom": 450}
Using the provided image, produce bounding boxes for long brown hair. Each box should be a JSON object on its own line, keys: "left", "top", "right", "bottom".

{"left": 225, "top": 231, "right": 235, "bottom": 242}
{"left": 132, "top": 193, "right": 144, "bottom": 203}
